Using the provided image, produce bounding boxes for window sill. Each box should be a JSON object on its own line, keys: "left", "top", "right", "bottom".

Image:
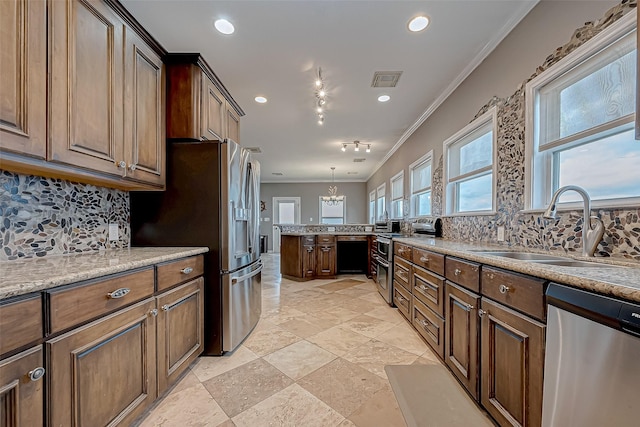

{"left": 442, "top": 210, "right": 497, "bottom": 218}
{"left": 522, "top": 197, "right": 640, "bottom": 215}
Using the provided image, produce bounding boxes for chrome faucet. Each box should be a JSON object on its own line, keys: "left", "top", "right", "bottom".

{"left": 543, "top": 185, "right": 604, "bottom": 257}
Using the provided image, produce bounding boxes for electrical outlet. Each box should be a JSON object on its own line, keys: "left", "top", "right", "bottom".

{"left": 108, "top": 223, "right": 119, "bottom": 241}
{"left": 309, "top": 217, "right": 313, "bottom": 222}
{"left": 497, "top": 226, "right": 505, "bottom": 242}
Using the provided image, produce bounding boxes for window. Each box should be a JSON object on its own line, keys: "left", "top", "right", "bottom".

{"left": 526, "top": 15, "right": 638, "bottom": 209}
{"left": 390, "top": 171, "right": 404, "bottom": 219}
{"left": 409, "top": 151, "right": 432, "bottom": 217}
{"left": 376, "top": 184, "right": 386, "bottom": 221}
{"left": 320, "top": 198, "right": 345, "bottom": 224}
{"left": 369, "top": 190, "right": 376, "bottom": 223}
{"left": 444, "top": 107, "right": 496, "bottom": 214}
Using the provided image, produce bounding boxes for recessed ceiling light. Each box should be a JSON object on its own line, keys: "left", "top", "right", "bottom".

{"left": 408, "top": 15, "right": 429, "bottom": 32}
{"left": 214, "top": 19, "right": 235, "bottom": 35}
{"left": 378, "top": 95, "right": 390, "bottom": 102}
{"left": 255, "top": 96, "right": 267, "bottom": 103}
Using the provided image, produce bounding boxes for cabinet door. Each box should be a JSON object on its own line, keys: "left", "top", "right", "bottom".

{"left": 48, "top": 0, "right": 125, "bottom": 176}
{"left": 47, "top": 298, "right": 156, "bottom": 427}
{"left": 226, "top": 105, "right": 240, "bottom": 143}
{"left": 0, "top": 0, "right": 46, "bottom": 158}
{"left": 157, "top": 278, "right": 204, "bottom": 394}
{"left": 0, "top": 346, "right": 44, "bottom": 427}
{"left": 316, "top": 245, "right": 336, "bottom": 277}
{"left": 445, "top": 281, "right": 480, "bottom": 400}
{"left": 302, "top": 245, "right": 316, "bottom": 278}
{"left": 201, "top": 74, "right": 225, "bottom": 140}
{"left": 480, "top": 298, "right": 545, "bottom": 427}
{"left": 123, "top": 26, "right": 165, "bottom": 187}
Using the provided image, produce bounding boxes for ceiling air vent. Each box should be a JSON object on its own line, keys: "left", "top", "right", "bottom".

{"left": 353, "top": 158, "right": 366, "bottom": 163}
{"left": 347, "top": 172, "right": 358, "bottom": 175}
{"left": 371, "top": 71, "right": 402, "bottom": 88}
{"left": 246, "top": 147, "right": 262, "bottom": 153}
{"left": 271, "top": 172, "right": 283, "bottom": 176}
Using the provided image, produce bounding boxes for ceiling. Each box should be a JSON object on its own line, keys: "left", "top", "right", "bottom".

{"left": 122, "top": 0, "right": 537, "bottom": 183}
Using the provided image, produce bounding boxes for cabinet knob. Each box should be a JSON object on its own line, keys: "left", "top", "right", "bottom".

{"left": 396, "top": 296, "right": 404, "bottom": 303}
{"left": 499, "top": 285, "right": 510, "bottom": 294}
{"left": 420, "top": 284, "right": 428, "bottom": 291}
{"left": 478, "top": 309, "right": 488, "bottom": 318}
{"left": 28, "top": 367, "right": 45, "bottom": 382}
{"left": 398, "top": 248, "right": 404, "bottom": 253}
{"left": 307, "top": 247, "right": 314, "bottom": 253}
{"left": 454, "top": 268, "right": 461, "bottom": 276}
{"left": 162, "top": 304, "right": 170, "bottom": 311}
{"left": 116, "top": 160, "right": 126, "bottom": 168}
{"left": 181, "top": 267, "right": 194, "bottom": 274}
{"left": 419, "top": 319, "right": 429, "bottom": 329}
{"left": 128, "top": 163, "right": 137, "bottom": 172}
{"left": 150, "top": 308, "right": 158, "bottom": 317}
{"left": 419, "top": 256, "right": 429, "bottom": 263}
{"left": 107, "top": 287, "right": 130, "bottom": 299}
{"left": 466, "top": 304, "right": 475, "bottom": 311}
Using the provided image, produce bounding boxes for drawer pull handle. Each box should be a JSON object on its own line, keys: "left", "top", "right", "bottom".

{"left": 466, "top": 304, "right": 475, "bottom": 311}
{"left": 478, "top": 309, "right": 488, "bottom": 318}
{"left": 181, "top": 267, "right": 194, "bottom": 274}
{"left": 307, "top": 247, "right": 314, "bottom": 252}
{"left": 28, "top": 367, "right": 45, "bottom": 382}
{"left": 488, "top": 273, "right": 495, "bottom": 279}
{"left": 396, "top": 296, "right": 404, "bottom": 303}
{"left": 499, "top": 285, "right": 510, "bottom": 294}
{"left": 454, "top": 268, "right": 461, "bottom": 276}
{"left": 107, "top": 288, "right": 130, "bottom": 299}
{"left": 150, "top": 309, "right": 158, "bottom": 317}
{"left": 419, "top": 319, "right": 429, "bottom": 329}
{"left": 420, "top": 284, "right": 428, "bottom": 291}
{"left": 162, "top": 304, "right": 170, "bottom": 311}
{"left": 419, "top": 256, "right": 429, "bottom": 263}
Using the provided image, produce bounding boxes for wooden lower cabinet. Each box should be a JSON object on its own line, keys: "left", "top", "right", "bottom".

{"left": 480, "top": 298, "right": 545, "bottom": 427}
{"left": 156, "top": 278, "right": 204, "bottom": 394}
{"left": 316, "top": 244, "right": 336, "bottom": 277}
{"left": 46, "top": 298, "right": 157, "bottom": 427}
{"left": 412, "top": 298, "right": 444, "bottom": 359}
{"left": 445, "top": 281, "right": 480, "bottom": 400}
{"left": 0, "top": 346, "right": 45, "bottom": 427}
{"left": 303, "top": 245, "right": 316, "bottom": 279}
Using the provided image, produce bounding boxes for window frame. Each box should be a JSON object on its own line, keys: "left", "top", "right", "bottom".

{"left": 443, "top": 106, "right": 497, "bottom": 216}
{"left": 390, "top": 170, "right": 404, "bottom": 219}
{"left": 319, "top": 196, "right": 346, "bottom": 224}
{"left": 524, "top": 12, "right": 638, "bottom": 212}
{"left": 409, "top": 150, "right": 433, "bottom": 218}
{"left": 369, "top": 190, "right": 376, "bottom": 223}
{"left": 376, "top": 183, "right": 386, "bottom": 221}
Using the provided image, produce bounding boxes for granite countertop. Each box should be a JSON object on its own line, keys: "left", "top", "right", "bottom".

{"left": 0, "top": 247, "right": 209, "bottom": 300}
{"left": 394, "top": 237, "right": 640, "bottom": 303}
{"left": 281, "top": 232, "right": 374, "bottom": 236}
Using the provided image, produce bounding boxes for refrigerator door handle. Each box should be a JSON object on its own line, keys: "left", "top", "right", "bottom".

{"left": 231, "top": 262, "right": 263, "bottom": 284}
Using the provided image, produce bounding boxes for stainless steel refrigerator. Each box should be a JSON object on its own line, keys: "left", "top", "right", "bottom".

{"left": 131, "top": 139, "right": 261, "bottom": 355}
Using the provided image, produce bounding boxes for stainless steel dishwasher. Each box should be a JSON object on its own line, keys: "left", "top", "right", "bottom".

{"left": 543, "top": 283, "right": 640, "bottom": 427}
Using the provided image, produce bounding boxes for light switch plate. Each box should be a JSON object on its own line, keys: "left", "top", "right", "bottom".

{"left": 497, "top": 226, "right": 505, "bottom": 242}
{"left": 108, "top": 223, "right": 119, "bottom": 241}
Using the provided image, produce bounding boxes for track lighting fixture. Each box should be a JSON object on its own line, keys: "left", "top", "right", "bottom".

{"left": 314, "top": 68, "right": 328, "bottom": 125}
{"left": 340, "top": 140, "right": 371, "bottom": 153}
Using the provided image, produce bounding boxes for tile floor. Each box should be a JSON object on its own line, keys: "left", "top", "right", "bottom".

{"left": 138, "top": 254, "right": 442, "bottom": 427}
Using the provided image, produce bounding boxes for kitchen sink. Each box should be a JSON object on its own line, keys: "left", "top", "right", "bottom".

{"left": 471, "top": 251, "right": 569, "bottom": 261}
{"left": 534, "top": 260, "right": 624, "bottom": 268}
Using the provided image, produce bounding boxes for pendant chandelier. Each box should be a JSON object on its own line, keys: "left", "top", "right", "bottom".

{"left": 321, "top": 167, "right": 345, "bottom": 206}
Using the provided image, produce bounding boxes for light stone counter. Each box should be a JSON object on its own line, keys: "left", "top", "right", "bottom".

{"left": 281, "top": 232, "right": 373, "bottom": 236}
{"left": 394, "top": 237, "right": 640, "bottom": 303}
{"left": 0, "top": 247, "right": 209, "bottom": 300}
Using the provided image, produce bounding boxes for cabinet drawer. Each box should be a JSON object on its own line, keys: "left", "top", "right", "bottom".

{"left": 393, "top": 281, "right": 412, "bottom": 320}
{"left": 157, "top": 255, "right": 204, "bottom": 292}
{"left": 48, "top": 268, "right": 155, "bottom": 334}
{"left": 393, "top": 257, "right": 411, "bottom": 290}
{"left": 413, "top": 265, "right": 445, "bottom": 317}
{"left": 481, "top": 266, "right": 546, "bottom": 321}
{"left": 412, "top": 248, "right": 445, "bottom": 276}
{"left": 445, "top": 257, "right": 480, "bottom": 292}
{"left": 302, "top": 235, "right": 316, "bottom": 244}
{"left": 337, "top": 235, "right": 368, "bottom": 241}
{"left": 0, "top": 295, "right": 43, "bottom": 356}
{"left": 316, "top": 234, "right": 336, "bottom": 244}
{"left": 412, "top": 298, "right": 444, "bottom": 359}
{"left": 394, "top": 243, "right": 413, "bottom": 261}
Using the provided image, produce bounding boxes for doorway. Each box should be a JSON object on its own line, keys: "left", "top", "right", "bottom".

{"left": 272, "top": 197, "right": 301, "bottom": 253}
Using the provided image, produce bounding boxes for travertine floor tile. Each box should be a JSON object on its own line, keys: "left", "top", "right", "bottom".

{"left": 348, "top": 384, "right": 407, "bottom": 427}
{"left": 263, "top": 340, "right": 337, "bottom": 380}
{"left": 278, "top": 314, "right": 341, "bottom": 338}
{"left": 170, "top": 369, "right": 202, "bottom": 394}
{"left": 232, "top": 384, "right": 345, "bottom": 427}
{"left": 365, "top": 306, "right": 405, "bottom": 324}
{"left": 139, "top": 383, "right": 228, "bottom": 427}
{"left": 339, "top": 298, "right": 384, "bottom": 314}
{"left": 306, "top": 326, "right": 371, "bottom": 356}
{"left": 203, "top": 359, "right": 293, "bottom": 418}
{"left": 191, "top": 346, "right": 258, "bottom": 382}
{"left": 340, "top": 314, "right": 397, "bottom": 338}
{"left": 242, "top": 324, "right": 301, "bottom": 356}
{"left": 343, "top": 339, "right": 419, "bottom": 379}
{"left": 376, "top": 323, "right": 430, "bottom": 356}
{"left": 298, "top": 358, "right": 386, "bottom": 417}
{"left": 317, "top": 279, "right": 364, "bottom": 292}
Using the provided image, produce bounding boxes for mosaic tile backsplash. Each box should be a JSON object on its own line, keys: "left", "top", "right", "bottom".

{"left": 0, "top": 171, "right": 130, "bottom": 261}
{"left": 438, "top": 0, "right": 640, "bottom": 261}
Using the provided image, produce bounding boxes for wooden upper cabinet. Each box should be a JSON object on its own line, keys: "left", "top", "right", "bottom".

{"left": 124, "top": 26, "right": 166, "bottom": 187}
{"left": 0, "top": 0, "right": 47, "bottom": 159}
{"left": 226, "top": 104, "right": 240, "bottom": 143}
{"left": 201, "top": 73, "right": 226, "bottom": 141}
{"left": 48, "top": 0, "right": 125, "bottom": 176}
